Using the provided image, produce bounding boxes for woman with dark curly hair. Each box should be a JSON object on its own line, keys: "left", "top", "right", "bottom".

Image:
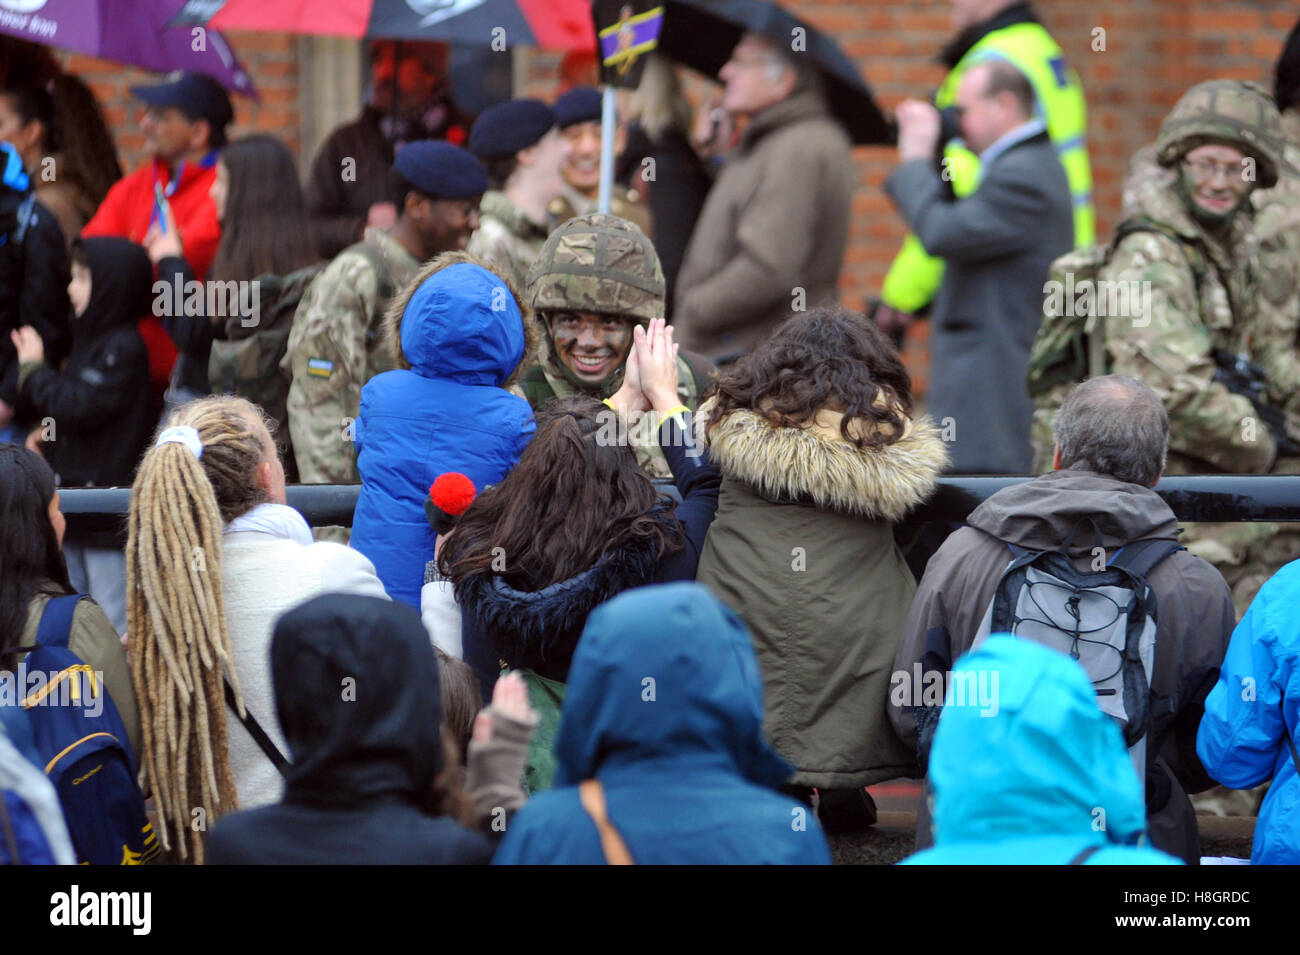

{"left": 694, "top": 305, "right": 948, "bottom": 832}
{"left": 438, "top": 319, "right": 720, "bottom": 791}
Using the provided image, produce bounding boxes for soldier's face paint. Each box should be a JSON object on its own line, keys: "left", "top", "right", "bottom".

{"left": 550, "top": 311, "right": 634, "bottom": 384}
{"left": 1180, "top": 143, "right": 1252, "bottom": 223}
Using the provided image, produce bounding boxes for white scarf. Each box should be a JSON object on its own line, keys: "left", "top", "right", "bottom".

{"left": 224, "top": 502, "right": 315, "bottom": 547}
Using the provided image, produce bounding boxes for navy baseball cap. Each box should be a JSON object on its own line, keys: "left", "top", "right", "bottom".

{"left": 131, "top": 71, "right": 233, "bottom": 132}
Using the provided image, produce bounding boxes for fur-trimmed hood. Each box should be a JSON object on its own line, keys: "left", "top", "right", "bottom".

{"left": 455, "top": 527, "right": 665, "bottom": 681}
{"left": 696, "top": 396, "right": 948, "bottom": 522}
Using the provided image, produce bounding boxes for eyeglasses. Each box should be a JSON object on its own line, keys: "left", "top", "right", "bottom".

{"left": 1181, "top": 157, "right": 1251, "bottom": 187}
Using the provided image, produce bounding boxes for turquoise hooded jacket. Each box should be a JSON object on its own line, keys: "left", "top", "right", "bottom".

{"left": 1198, "top": 559, "right": 1300, "bottom": 864}
{"left": 493, "top": 583, "right": 831, "bottom": 865}
{"left": 905, "top": 636, "right": 1179, "bottom": 865}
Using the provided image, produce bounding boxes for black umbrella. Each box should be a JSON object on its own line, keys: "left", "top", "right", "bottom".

{"left": 657, "top": 0, "right": 893, "bottom": 146}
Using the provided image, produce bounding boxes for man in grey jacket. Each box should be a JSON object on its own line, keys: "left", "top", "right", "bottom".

{"left": 890, "top": 375, "right": 1235, "bottom": 864}
{"left": 886, "top": 59, "right": 1073, "bottom": 473}
{"left": 673, "top": 31, "right": 853, "bottom": 361}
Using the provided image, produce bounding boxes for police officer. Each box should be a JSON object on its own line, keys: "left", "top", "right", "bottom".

{"left": 875, "top": 0, "right": 1094, "bottom": 338}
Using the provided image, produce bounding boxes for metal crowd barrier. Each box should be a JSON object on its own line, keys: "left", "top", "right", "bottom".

{"left": 57, "top": 475, "right": 1300, "bottom": 537}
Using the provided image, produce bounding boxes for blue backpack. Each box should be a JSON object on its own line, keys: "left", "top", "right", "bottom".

{"left": 0, "top": 704, "right": 75, "bottom": 864}
{"left": 5, "top": 594, "right": 158, "bottom": 865}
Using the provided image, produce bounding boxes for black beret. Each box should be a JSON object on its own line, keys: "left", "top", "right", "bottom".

{"left": 393, "top": 140, "right": 489, "bottom": 199}
{"left": 468, "top": 99, "right": 556, "bottom": 159}
{"left": 554, "top": 86, "right": 602, "bottom": 129}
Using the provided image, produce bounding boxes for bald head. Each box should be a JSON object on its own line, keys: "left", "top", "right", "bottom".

{"left": 1053, "top": 375, "right": 1169, "bottom": 487}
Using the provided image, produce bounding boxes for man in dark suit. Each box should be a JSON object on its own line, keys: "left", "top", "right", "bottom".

{"left": 886, "top": 60, "right": 1073, "bottom": 474}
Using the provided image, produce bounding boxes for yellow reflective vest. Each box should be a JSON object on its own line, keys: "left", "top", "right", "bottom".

{"left": 881, "top": 22, "right": 1094, "bottom": 313}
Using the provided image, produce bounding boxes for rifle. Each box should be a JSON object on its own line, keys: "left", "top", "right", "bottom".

{"left": 1212, "top": 349, "right": 1300, "bottom": 457}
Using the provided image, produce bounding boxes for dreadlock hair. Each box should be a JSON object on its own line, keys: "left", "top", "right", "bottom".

{"left": 126, "top": 395, "right": 272, "bottom": 864}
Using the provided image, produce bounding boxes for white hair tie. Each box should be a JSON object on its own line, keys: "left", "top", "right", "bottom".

{"left": 155, "top": 425, "right": 204, "bottom": 460}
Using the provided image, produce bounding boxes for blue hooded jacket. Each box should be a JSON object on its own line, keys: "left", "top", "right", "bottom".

{"left": 1198, "top": 559, "right": 1300, "bottom": 864}
{"left": 493, "top": 583, "right": 831, "bottom": 865}
{"left": 351, "top": 263, "right": 535, "bottom": 607}
{"left": 905, "top": 636, "right": 1179, "bottom": 865}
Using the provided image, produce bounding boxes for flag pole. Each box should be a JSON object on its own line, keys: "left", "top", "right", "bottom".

{"left": 598, "top": 84, "right": 616, "bottom": 214}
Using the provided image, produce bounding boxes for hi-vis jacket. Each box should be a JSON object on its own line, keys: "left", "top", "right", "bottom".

{"left": 882, "top": 5, "right": 1094, "bottom": 313}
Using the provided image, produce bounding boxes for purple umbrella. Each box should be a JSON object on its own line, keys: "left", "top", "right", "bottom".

{"left": 0, "top": 0, "right": 255, "bottom": 95}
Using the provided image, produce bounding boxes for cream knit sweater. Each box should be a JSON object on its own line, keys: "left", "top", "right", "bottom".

{"left": 220, "top": 529, "right": 390, "bottom": 810}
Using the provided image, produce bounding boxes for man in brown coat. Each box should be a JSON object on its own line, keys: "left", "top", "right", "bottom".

{"left": 673, "top": 31, "right": 853, "bottom": 361}
{"left": 890, "top": 375, "right": 1234, "bottom": 864}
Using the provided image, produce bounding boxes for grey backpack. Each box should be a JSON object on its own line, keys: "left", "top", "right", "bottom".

{"left": 972, "top": 535, "right": 1184, "bottom": 790}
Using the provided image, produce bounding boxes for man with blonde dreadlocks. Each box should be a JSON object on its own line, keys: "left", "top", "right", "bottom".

{"left": 126, "top": 395, "right": 388, "bottom": 863}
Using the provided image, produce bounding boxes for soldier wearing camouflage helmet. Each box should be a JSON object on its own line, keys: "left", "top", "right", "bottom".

{"left": 520, "top": 213, "right": 715, "bottom": 477}
{"left": 1094, "top": 80, "right": 1300, "bottom": 613}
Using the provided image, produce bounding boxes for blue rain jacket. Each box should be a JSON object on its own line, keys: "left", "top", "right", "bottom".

{"left": 493, "top": 583, "right": 832, "bottom": 865}
{"left": 1198, "top": 559, "right": 1300, "bottom": 864}
{"left": 352, "top": 263, "right": 535, "bottom": 607}
{"left": 905, "top": 636, "right": 1179, "bottom": 865}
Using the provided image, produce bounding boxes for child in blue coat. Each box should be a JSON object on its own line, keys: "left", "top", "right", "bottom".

{"left": 351, "top": 254, "right": 536, "bottom": 607}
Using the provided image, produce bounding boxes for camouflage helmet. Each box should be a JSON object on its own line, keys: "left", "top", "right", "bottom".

{"left": 526, "top": 213, "right": 665, "bottom": 323}
{"left": 1155, "top": 80, "right": 1283, "bottom": 188}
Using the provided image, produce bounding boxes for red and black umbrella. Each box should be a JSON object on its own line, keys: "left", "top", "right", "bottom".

{"left": 175, "top": 0, "right": 595, "bottom": 50}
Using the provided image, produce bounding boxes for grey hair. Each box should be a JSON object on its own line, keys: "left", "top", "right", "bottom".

{"left": 745, "top": 30, "right": 825, "bottom": 100}
{"left": 1053, "top": 375, "right": 1168, "bottom": 487}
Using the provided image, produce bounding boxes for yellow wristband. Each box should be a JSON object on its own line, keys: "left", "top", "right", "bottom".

{"left": 660, "top": 404, "right": 690, "bottom": 429}
{"left": 602, "top": 398, "right": 618, "bottom": 411}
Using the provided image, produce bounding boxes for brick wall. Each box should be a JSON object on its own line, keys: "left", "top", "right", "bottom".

{"left": 52, "top": 2, "right": 1297, "bottom": 389}
{"left": 59, "top": 29, "right": 300, "bottom": 163}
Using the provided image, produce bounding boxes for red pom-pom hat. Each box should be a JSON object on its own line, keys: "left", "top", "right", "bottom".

{"left": 429, "top": 472, "right": 477, "bottom": 516}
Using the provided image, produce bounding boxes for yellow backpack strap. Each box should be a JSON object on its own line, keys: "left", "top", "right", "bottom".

{"left": 578, "top": 779, "right": 635, "bottom": 865}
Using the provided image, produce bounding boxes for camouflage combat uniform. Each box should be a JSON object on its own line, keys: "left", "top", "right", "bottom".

{"left": 466, "top": 189, "right": 551, "bottom": 289}
{"left": 1038, "top": 82, "right": 1300, "bottom": 614}
{"left": 281, "top": 226, "right": 421, "bottom": 489}
{"left": 521, "top": 213, "right": 715, "bottom": 478}
{"left": 548, "top": 182, "right": 652, "bottom": 237}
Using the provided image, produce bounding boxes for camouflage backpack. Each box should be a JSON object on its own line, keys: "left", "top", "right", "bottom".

{"left": 208, "top": 260, "right": 325, "bottom": 480}
{"left": 208, "top": 243, "right": 396, "bottom": 480}
{"left": 1027, "top": 218, "right": 1206, "bottom": 399}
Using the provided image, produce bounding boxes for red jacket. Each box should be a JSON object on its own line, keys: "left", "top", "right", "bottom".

{"left": 82, "top": 154, "right": 221, "bottom": 281}
{"left": 82, "top": 155, "right": 219, "bottom": 405}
